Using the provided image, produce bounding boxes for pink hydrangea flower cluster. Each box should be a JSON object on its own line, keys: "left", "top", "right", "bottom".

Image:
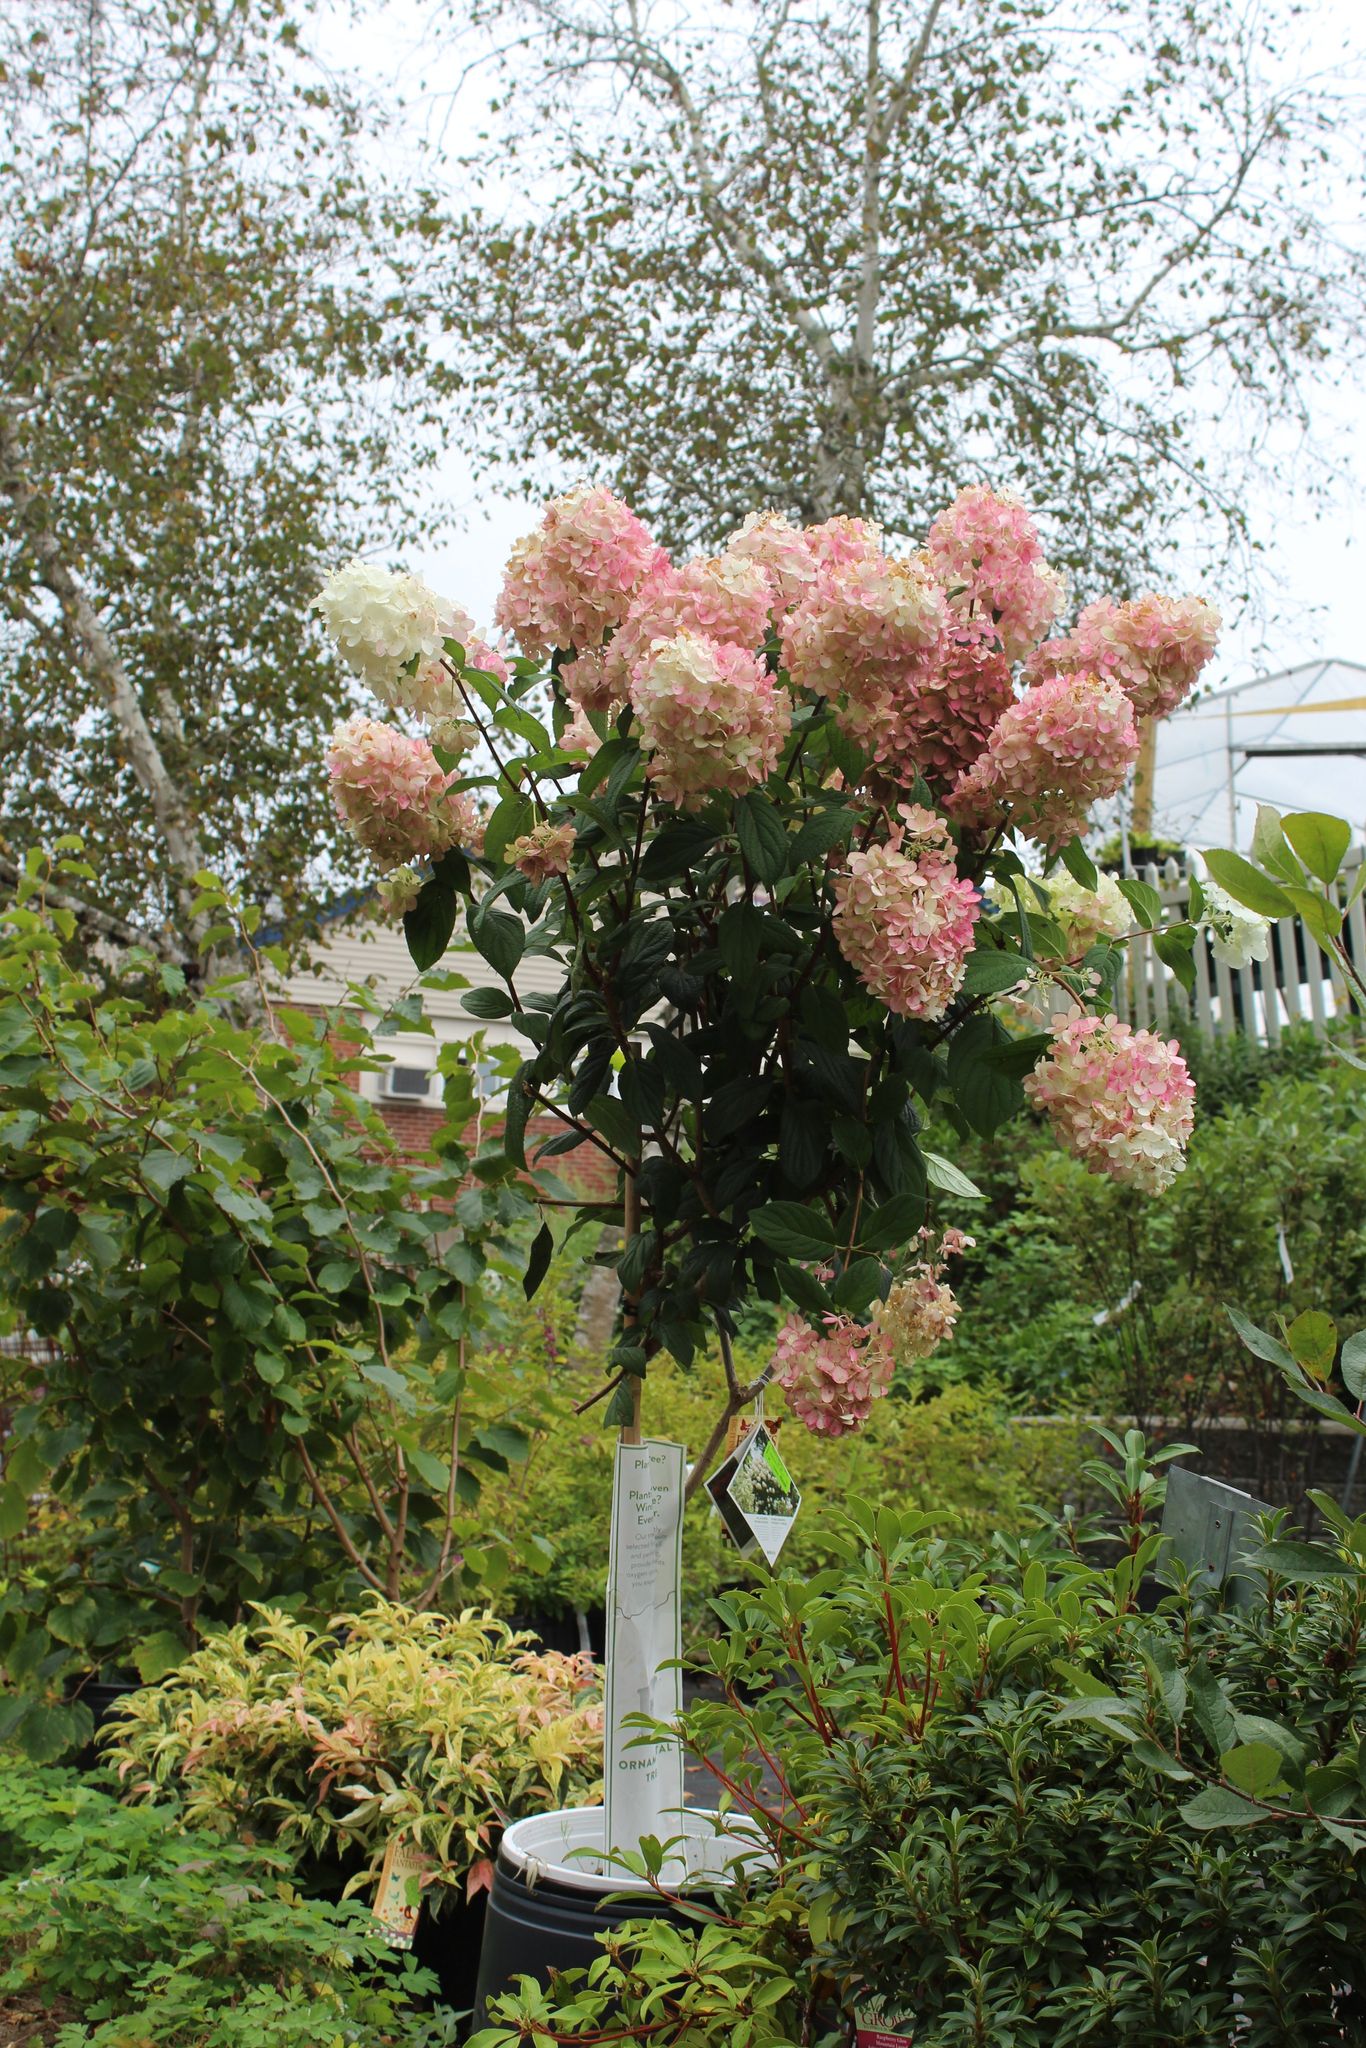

{"left": 559, "top": 648, "right": 619, "bottom": 717}
{"left": 507, "top": 821, "right": 577, "bottom": 883}
{"left": 326, "top": 715, "right": 479, "bottom": 871}
{"left": 873, "top": 1227, "right": 975, "bottom": 1365}
{"left": 1024, "top": 1013, "right": 1196, "bottom": 1194}
{"left": 950, "top": 668, "right": 1139, "bottom": 848}
{"left": 1045, "top": 869, "right": 1134, "bottom": 952}
{"left": 630, "top": 632, "right": 791, "bottom": 810}
{"left": 594, "top": 552, "right": 778, "bottom": 706}
{"left": 771, "top": 1311, "right": 894, "bottom": 1438}
{"left": 1029, "top": 594, "right": 1220, "bottom": 720}
{"left": 832, "top": 805, "right": 980, "bottom": 1021}
{"left": 804, "top": 515, "right": 885, "bottom": 570}
{"left": 781, "top": 552, "right": 946, "bottom": 747}
{"left": 873, "top": 621, "right": 1016, "bottom": 788}
{"left": 927, "top": 485, "right": 1065, "bottom": 663}
{"left": 724, "top": 510, "right": 817, "bottom": 610}
{"left": 494, "top": 484, "right": 664, "bottom": 658}
{"left": 640, "top": 553, "right": 777, "bottom": 650}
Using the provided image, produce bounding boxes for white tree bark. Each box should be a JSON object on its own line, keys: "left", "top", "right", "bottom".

{"left": 0, "top": 401, "right": 211, "bottom": 953}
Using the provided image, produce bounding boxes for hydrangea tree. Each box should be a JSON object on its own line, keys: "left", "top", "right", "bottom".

{"left": 314, "top": 484, "right": 1219, "bottom": 1478}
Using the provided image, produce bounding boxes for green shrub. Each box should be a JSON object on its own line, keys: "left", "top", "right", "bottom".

{"left": 476, "top": 1443, "right": 1366, "bottom": 2048}
{"left": 485, "top": 1348, "right": 1085, "bottom": 1646}
{"left": 100, "top": 1600, "right": 602, "bottom": 1903}
{"left": 0, "top": 1763, "right": 452, "bottom": 2047}
{"left": 927, "top": 1055, "right": 1366, "bottom": 1446}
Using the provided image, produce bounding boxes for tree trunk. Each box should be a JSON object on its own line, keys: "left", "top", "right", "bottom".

{"left": 0, "top": 402, "right": 212, "bottom": 958}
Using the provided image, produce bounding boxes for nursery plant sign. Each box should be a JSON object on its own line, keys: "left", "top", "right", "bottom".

{"left": 706, "top": 1423, "right": 801, "bottom": 1566}
{"left": 372, "top": 1834, "right": 431, "bottom": 1949}
{"left": 605, "top": 1438, "right": 685, "bottom": 1856}
{"left": 854, "top": 1996, "right": 916, "bottom": 2048}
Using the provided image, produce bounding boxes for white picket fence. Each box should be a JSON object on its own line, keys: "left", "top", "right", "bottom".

{"left": 1117, "top": 853, "right": 1364, "bottom": 1043}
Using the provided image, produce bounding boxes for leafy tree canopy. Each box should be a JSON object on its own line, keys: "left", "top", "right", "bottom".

{"left": 0, "top": 0, "right": 451, "bottom": 960}
{"left": 439, "top": 0, "right": 1364, "bottom": 580}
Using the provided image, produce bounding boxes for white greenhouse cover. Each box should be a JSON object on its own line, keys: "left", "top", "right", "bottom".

{"left": 1147, "top": 658, "right": 1366, "bottom": 852}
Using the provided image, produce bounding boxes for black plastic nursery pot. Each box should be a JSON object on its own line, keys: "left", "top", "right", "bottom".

{"left": 68, "top": 1672, "right": 140, "bottom": 1771}
{"left": 507, "top": 1608, "right": 606, "bottom": 1660}
{"left": 411, "top": 1888, "right": 489, "bottom": 2018}
{"left": 472, "top": 1805, "right": 763, "bottom": 2027}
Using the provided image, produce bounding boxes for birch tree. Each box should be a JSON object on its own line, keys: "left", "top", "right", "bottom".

{"left": 440, "top": 0, "right": 1363, "bottom": 581}
{"left": 0, "top": 0, "right": 449, "bottom": 961}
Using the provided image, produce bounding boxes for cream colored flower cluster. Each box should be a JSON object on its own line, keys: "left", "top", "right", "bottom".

{"left": 1046, "top": 869, "right": 1135, "bottom": 952}
{"left": 1199, "top": 877, "right": 1272, "bottom": 969}
{"left": 872, "top": 1227, "right": 975, "bottom": 1368}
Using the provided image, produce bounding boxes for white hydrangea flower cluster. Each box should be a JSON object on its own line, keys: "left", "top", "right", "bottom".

{"left": 1046, "top": 869, "right": 1134, "bottom": 953}
{"left": 313, "top": 558, "right": 455, "bottom": 693}
{"left": 1200, "top": 878, "right": 1272, "bottom": 968}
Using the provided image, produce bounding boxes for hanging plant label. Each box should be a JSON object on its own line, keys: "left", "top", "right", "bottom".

{"left": 372, "top": 1833, "right": 431, "bottom": 1948}
{"left": 706, "top": 1423, "right": 801, "bottom": 1566}
{"left": 605, "top": 1438, "right": 686, "bottom": 1857}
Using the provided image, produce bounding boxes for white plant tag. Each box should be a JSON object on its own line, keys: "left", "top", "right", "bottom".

{"left": 604, "top": 1438, "right": 686, "bottom": 1859}
{"left": 706, "top": 1422, "right": 801, "bottom": 1566}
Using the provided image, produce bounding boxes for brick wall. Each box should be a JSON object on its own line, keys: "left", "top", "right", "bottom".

{"left": 374, "top": 1100, "right": 620, "bottom": 1203}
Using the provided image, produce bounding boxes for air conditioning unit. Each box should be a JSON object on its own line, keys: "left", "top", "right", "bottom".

{"left": 380, "top": 1063, "right": 435, "bottom": 1104}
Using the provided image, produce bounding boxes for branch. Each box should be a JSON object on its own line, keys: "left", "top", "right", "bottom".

{"left": 0, "top": 854, "right": 176, "bottom": 959}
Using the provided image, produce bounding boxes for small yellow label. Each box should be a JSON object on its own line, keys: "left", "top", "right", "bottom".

{"left": 724, "top": 1415, "right": 753, "bottom": 1458}
{"left": 372, "top": 1834, "right": 431, "bottom": 1948}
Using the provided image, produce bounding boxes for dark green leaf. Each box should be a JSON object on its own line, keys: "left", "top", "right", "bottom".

{"left": 1116, "top": 876, "right": 1163, "bottom": 930}
{"left": 736, "top": 791, "right": 790, "bottom": 884}
{"left": 403, "top": 883, "right": 458, "bottom": 972}
{"left": 960, "top": 947, "right": 1030, "bottom": 997}
{"left": 1058, "top": 837, "right": 1099, "bottom": 892}
{"left": 831, "top": 1256, "right": 884, "bottom": 1314}
{"left": 1340, "top": 1330, "right": 1366, "bottom": 1402}
{"left": 858, "top": 1192, "right": 926, "bottom": 1254}
{"left": 1251, "top": 1540, "right": 1355, "bottom": 1583}
{"left": 462, "top": 987, "right": 515, "bottom": 1019}
{"left": 1180, "top": 1786, "right": 1265, "bottom": 1829}
{"left": 523, "top": 1221, "right": 554, "bottom": 1300}
{"left": 484, "top": 792, "right": 534, "bottom": 866}
{"left": 947, "top": 1013, "right": 1024, "bottom": 1136}
{"left": 584, "top": 1094, "right": 638, "bottom": 1158}
{"left": 503, "top": 1062, "right": 537, "bottom": 1169}
{"left": 1225, "top": 1304, "right": 1296, "bottom": 1371}
{"left": 469, "top": 905, "right": 525, "bottom": 981}
{"left": 790, "top": 805, "right": 855, "bottom": 864}
{"left": 750, "top": 1202, "right": 838, "bottom": 1260}
{"left": 1154, "top": 923, "right": 1197, "bottom": 993}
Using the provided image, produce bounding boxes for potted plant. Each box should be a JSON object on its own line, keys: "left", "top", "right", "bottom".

{"left": 469, "top": 1432, "right": 1366, "bottom": 2048}
{"left": 311, "top": 485, "right": 1237, "bottom": 1987}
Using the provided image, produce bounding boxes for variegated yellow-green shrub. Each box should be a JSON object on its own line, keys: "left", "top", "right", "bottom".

{"left": 101, "top": 1600, "right": 602, "bottom": 1903}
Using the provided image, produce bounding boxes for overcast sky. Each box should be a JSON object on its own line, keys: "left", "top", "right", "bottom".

{"left": 327, "top": 0, "right": 1365, "bottom": 694}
